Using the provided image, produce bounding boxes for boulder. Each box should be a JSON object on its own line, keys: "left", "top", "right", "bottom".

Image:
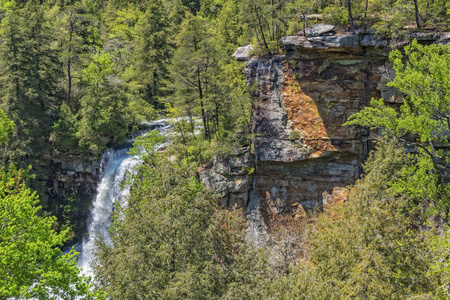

{"left": 305, "top": 24, "right": 335, "bottom": 37}
{"left": 232, "top": 44, "right": 253, "bottom": 61}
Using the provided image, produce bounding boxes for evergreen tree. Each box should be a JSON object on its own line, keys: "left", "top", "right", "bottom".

{"left": 169, "top": 14, "right": 219, "bottom": 141}
{"left": 0, "top": 2, "right": 63, "bottom": 207}
{"left": 133, "top": 0, "right": 171, "bottom": 108}
{"left": 54, "top": 2, "right": 93, "bottom": 109}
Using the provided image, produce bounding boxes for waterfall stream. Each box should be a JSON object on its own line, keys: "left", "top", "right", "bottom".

{"left": 77, "top": 119, "right": 172, "bottom": 278}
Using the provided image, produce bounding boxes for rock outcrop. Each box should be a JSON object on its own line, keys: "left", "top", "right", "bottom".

{"left": 201, "top": 31, "right": 450, "bottom": 237}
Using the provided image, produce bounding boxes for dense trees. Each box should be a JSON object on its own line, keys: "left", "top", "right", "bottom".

{"left": 0, "top": 113, "right": 101, "bottom": 299}
{"left": 94, "top": 132, "right": 267, "bottom": 299}
{"left": 0, "top": 108, "right": 14, "bottom": 144}
{"left": 0, "top": 0, "right": 449, "bottom": 297}
{"left": 133, "top": 0, "right": 171, "bottom": 107}
{"left": 269, "top": 143, "right": 436, "bottom": 299}
{"left": 0, "top": 2, "right": 61, "bottom": 166}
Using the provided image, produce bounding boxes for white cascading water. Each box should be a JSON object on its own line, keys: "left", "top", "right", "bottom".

{"left": 78, "top": 119, "right": 172, "bottom": 278}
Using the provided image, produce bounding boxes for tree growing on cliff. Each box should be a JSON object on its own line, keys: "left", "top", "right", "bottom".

{"left": 345, "top": 40, "right": 450, "bottom": 217}
{"left": 0, "top": 165, "right": 105, "bottom": 300}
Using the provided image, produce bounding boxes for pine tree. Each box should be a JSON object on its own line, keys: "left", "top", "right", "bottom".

{"left": 133, "top": 0, "right": 171, "bottom": 108}
{"left": 169, "top": 14, "right": 219, "bottom": 141}
{"left": 0, "top": 2, "right": 62, "bottom": 204}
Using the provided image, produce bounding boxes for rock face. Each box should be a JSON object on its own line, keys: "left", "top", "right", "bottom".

{"left": 200, "top": 150, "right": 254, "bottom": 208}
{"left": 52, "top": 155, "right": 101, "bottom": 211}
{"left": 201, "top": 32, "right": 450, "bottom": 236}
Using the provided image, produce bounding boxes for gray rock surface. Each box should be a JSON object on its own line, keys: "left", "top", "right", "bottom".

{"left": 246, "top": 56, "right": 314, "bottom": 162}
{"left": 281, "top": 32, "right": 450, "bottom": 50}
{"left": 232, "top": 44, "right": 253, "bottom": 61}
{"left": 281, "top": 34, "right": 360, "bottom": 49}
{"left": 199, "top": 150, "right": 254, "bottom": 207}
{"left": 360, "top": 34, "right": 388, "bottom": 47}
{"left": 308, "top": 34, "right": 359, "bottom": 48}
{"left": 306, "top": 24, "right": 335, "bottom": 37}
{"left": 377, "top": 65, "right": 403, "bottom": 103}
{"left": 435, "top": 33, "right": 450, "bottom": 45}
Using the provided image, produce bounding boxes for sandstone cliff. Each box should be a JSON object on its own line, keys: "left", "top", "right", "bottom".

{"left": 200, "top": 30, "right": 450, "bottom": 234}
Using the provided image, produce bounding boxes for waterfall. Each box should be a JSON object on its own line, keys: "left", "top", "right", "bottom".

{"left": 78, "top": 119, "right": 172, "bottom": 278}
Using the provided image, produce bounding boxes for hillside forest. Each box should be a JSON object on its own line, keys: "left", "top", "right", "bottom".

{"left": 1, "top": 0, "right": 450, "bottom": 299}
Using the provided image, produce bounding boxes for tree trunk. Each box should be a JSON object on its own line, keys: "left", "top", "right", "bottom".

{"left": 413, "top": 0, "right": 421, "bottom": 29}
{"left": 197, "top": 68, "right": 210, "bottom": 141}
{"left": 254, "top": 4, "right": 271, "bottom": 55}
{"left": 364, "top": 0, "right": 368, "bottom": 19}
{"left": 302, "top": 13, "right": 306, "bottom": 36}
{"left": 346, "top": 0, "right": 355, "bottom": 31}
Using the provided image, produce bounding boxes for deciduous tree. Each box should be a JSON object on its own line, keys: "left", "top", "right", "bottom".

{"left": 345, "top": 40, "right": 450, "bottom": 216}
{"left": 0, "top": 165, "right": 105, "bottom": 300}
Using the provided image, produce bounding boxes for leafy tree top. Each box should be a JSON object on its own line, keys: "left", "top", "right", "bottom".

{"left": 0, "top": 165, "right": 105, "bottom": 300}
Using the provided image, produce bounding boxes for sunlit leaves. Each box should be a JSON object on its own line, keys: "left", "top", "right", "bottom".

{"left": 0, "top": 165, "right": 105, "bottom": 300}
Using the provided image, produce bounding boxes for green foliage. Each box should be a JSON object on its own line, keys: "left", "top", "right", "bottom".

{"left": 322, "top": 4, "right": 350, "bottom": 27}
{"left": 74, "top": 52, "right": 138, "bottom": 154}
{"left": 0, "top": 165, "right": 105, "bottom": 300}
{"left": 289, "top": 130, "right": 301, "bottom": 141}
{"left": 52, "top": 103, "right": 79, "bottom": 152}
{"left": 77, "top": 79, "right": 132, "bottom": 154}
{"left": 103, "top": 3, "right": 142, "bottom": 41}
{"left": 265, "top": 141, "right": 437, "bottom": 299}
{"left": 428, "top": 227, "right": 450, "bottom": 299}
{"left": 0, "top": 108, "right": 14, "bottom": 144}
{"left": 128, "top": 130, "right": 164, "bottom": 157}
{"left": 0, "top": 2, "right": 62, "bottom": 166}
{"left": 345, "top": 41, "right": 450, "bottom": 216}
{"left": 132, "top": 0, "right": 171, "bottom": 108}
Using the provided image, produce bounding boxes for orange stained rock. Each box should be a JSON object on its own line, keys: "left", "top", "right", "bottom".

{"left": 282, "top": 63, "right": 338, "bottom": 158}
